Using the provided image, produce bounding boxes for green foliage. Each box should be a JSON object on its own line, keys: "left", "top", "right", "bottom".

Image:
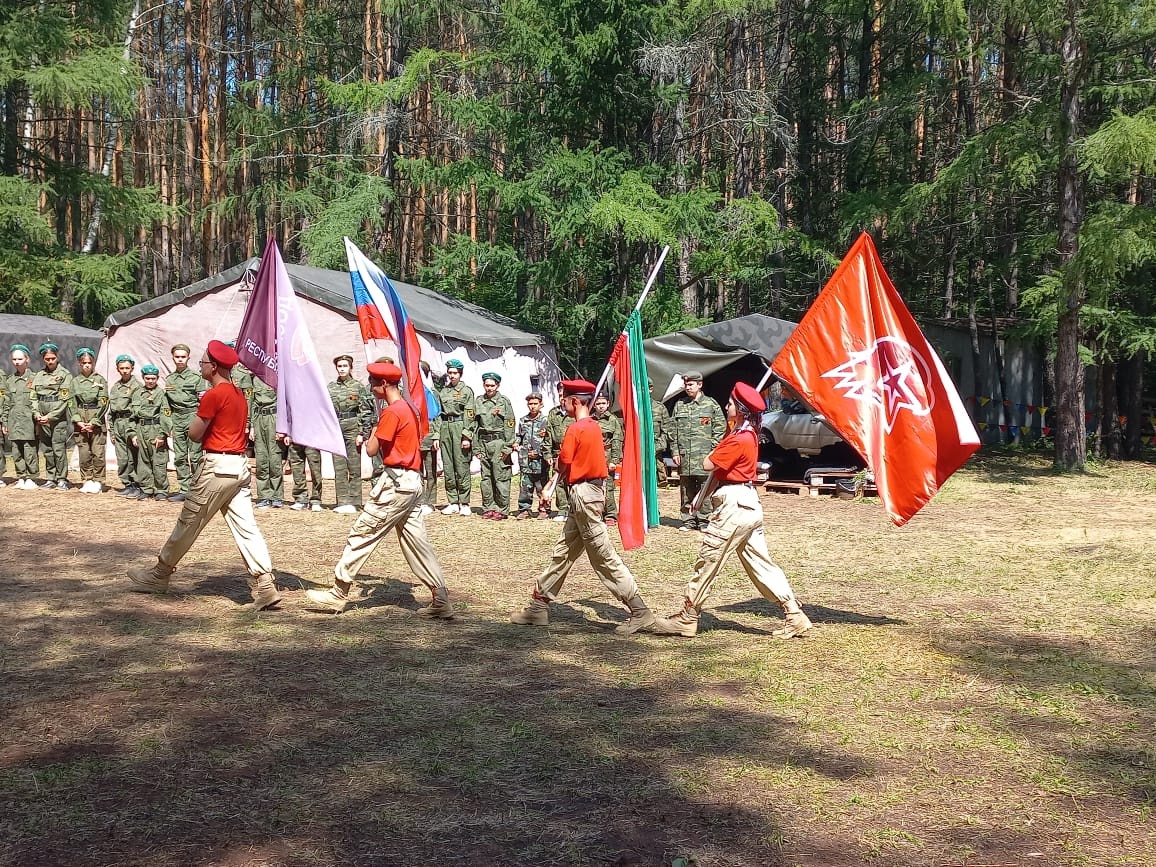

{"left": 1080, "top": 109, "right": 1156, "bottom": 181}
{"left": 301, "top": 175, "right": 396, "bottom": 270}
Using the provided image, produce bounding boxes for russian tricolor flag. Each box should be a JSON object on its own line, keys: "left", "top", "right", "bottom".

{"left": 344, "top": 237, "right": 434, "bottom": 435}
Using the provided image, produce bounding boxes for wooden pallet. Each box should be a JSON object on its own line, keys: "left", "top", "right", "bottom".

{"left": 763, "top": 469, "right": 877, "bottom": 498}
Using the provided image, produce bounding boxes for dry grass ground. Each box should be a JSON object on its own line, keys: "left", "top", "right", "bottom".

{"left": 0, "top": 451, "right": 1153, "bottom": 867}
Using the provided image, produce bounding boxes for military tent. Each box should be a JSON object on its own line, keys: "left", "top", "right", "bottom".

{"left": 643, "top": 314, "right": 797, "bottom": 406}
{"left": 1, "top": 314, "right": 103, "bottom": 371}
{"left": 97, "top": 259, "right": 561, "bottom": 416}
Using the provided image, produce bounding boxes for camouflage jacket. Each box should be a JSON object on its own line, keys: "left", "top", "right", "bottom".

{"left": 71, "top": 373, "right": 109, "bottom": 430}
{"left": 671, "top": 393, "right": 726, "bottom": 474}
{"left": 516, "top": 412, "right": 550, "bottom": 474}
{"left": 31, "top": 366, "right": 74, "bottom": 424}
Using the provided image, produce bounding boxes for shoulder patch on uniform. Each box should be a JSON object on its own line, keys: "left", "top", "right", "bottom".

{"left": 466, "top": 408, "right": 475, "bottom": 418}
{"left": 164, "top": 408, "right": 171, "bottom": 416}
{"left": 61, "top": 388, "right": 69, "bottom": 397}
{"left": 506, "top": 418, "right": 515, "bottom": 428}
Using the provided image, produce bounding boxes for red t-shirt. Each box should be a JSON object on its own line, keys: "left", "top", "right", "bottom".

{"left": 374, "top": 400, "right": 421, "bottom": 471}
{"left": 709, "top": 427, "right": 758, "bottom": 483}
{"left": 559, "top": 416, "right": 608, "bottom": 484}
{"left": 197, "top": 380, "right": 249, "bottom": 453}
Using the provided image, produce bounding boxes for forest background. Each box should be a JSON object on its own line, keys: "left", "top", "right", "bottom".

{"left": 2, "top": 0, "right": 1154, "bottom": 470}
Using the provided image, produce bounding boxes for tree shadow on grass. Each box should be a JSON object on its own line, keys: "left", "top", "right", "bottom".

{"left": 0, "top": 605, "right": 883, "bottom": 867}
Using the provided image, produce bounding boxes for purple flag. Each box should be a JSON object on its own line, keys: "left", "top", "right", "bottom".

{"left": 236, "top": 239, "right": 347, "bottom": 455}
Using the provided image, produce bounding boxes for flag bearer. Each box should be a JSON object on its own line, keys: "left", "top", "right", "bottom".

{"left": 509, "top": 379, "right": 655, "bottom": 635}
{"left": 306, "top": 363, "right": 455, "bottom": 618}
{"left": 653, "top": 382, "right": 812, "bottom": 639}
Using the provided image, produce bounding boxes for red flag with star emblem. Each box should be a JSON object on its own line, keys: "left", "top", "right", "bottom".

{"left": 771, "top": 233, "right": 980, "bottom": 525}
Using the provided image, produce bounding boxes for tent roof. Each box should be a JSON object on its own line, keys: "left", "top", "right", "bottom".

{"left": 103, "top": 259, "right": 549, "bottom": 347}
{"left": 1, "top": 314, "right": 103, "bottom": 367}
{"left": 643, "top": 313, "right": 797, "bottom": 401}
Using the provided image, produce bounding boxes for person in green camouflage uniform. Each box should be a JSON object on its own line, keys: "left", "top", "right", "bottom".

{"left": 328, "top": 354, "right": 374, "bottom": 513}
{"left": 544, "top": 382, "right": 574, "bottom": 521}
{"left": 671, "top": 370, "right": 726, "bottom": 530}
{"left": 513, "top": 392, "right": 550, "bottom": 519}
{"left": 4, "top": 345, "right": 39, "bottom": 488}
{"left": 0, "top": 368, "right": 9, "bottom": 485}
{"left": 471, "top": 371, "right": 516, "bottom": 520}
{"left": 592, "top": 393, "right": 624, "bottom": 525}
{"left": 648, "top": 378, "right": 672, "bottom": 487}
{"left": 109, "top": 355, "right": 143, "bottom": 496}
{"left": 70, "top": 348, "right": 108, "bottom": 493}
{"left": 435, "top": 358, "right": 475, "bottom": 515}
{"left": 286, "top": 440, "right": 323, "bottom": 511}
{"left": 31, "top": 343, "right": 74, "bottom": 489}
{"left": 248, "top": 374, "right": 283, "bottom": 507}
{"left": 130, "top": 365, "right": 172, "bottom": 500}
{"left": 164, "top": 344, "right": 203, "bottom": 501}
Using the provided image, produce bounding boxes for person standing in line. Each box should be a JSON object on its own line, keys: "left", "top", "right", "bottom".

{"left": 435, "top": 358, "right": 475, "bottom": 515}
{"left": 513, "top": 391, "right": 550, "bottom": 519}
{"left": 164, "top": 344, "right": 203, "bottom": 502}
{"left": 327, "top": 355, "right": 374, "bottom": 514}
{"left": 0, "top": 368, "right": 10, "bottom": 486}
{"left": 127, "top": 340, "right": 281, "bottom": 609}
{"left": 509, "top": 379, "right": 656, "bottom": 635}
{"left": 416, "top": 359, "right": 439, "bottom": 516}
{"left": 648, "top": 378, "right": 672, "bottom": 487}
{"left": 544, "top": 382, "right": 573, "bottom": 522}
{"left": 471, "top": 371, "right": 515, "bottom": 520}
{"left": 71, "top": 348, "right": 109, "bottom": 493}
{"left": 670, "top": 370, "right": 726, "bottom": 531}
{"left": 4, "top": 345, "right": 38, "bottom": 489}
{"left": 31, "top": 343, "right": 73, "bottom": 490}
{"left": 286, "top": 438, "right": 323, "bottom": 511}
{"left": 108, "top": 354, "right": 143, "bottom": 497}
{"left": 305, "top": 362, "right": 455, "bottom": 618}
{"left": 130, "top": 364, "right": 172, "bottom": 501}
{"left": 653, "top": 382, "right": 813, "bottom": 639}
{"left": 591, "top": 392, "right": 624, "bottom": 527}
{"left": 249, "top": 373, "right": 283, "bottom": 509}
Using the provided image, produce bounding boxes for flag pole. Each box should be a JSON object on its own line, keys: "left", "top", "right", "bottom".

{"left": 593, "top": 245, "right": 670, "bottom": 398}
{"left": 542, "top": 245, "right": 670, "bottom": 504}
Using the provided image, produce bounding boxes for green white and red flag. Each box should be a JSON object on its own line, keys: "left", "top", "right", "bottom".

{"left": 608, "top": 309, "right": 661, "bottom": 549}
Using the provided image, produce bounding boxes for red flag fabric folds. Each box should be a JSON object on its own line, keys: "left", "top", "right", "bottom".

{"left": 771, "top": 233, "right": 980, "bottom": 525}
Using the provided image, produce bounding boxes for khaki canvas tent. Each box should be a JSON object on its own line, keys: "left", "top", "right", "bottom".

{"left": 97, "top": 259, "right": 561, "bottom": 417}
{"left": 1, "top": 314, "right": 103, "bottom": 372}
{"left": 643, "top": 314, "right": 797, "bottom": 407}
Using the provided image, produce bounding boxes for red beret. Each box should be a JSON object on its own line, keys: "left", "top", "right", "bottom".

{"left": 560, "top": 378, "right": 596, "bottom": 396}
{"left": 367, "top": 362, "right": 403, "bottom": 383}
{"left": 207, "top": 340, "right": 239, "bottom": 368}
{"left": 731, "top": 381, "right": 766, "bottom": 413}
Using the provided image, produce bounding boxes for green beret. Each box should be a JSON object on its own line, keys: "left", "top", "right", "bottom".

{"left": 76, "top": 347, "right": 96, "bottom": 360}
{"left": 10, "top": 344, "right": 31, "bottom": 356}
{"left": 141, "top": 364, "right": 160, "bottom": 376}
{"left": 115, "top": 354, "right": 135, "bottom": 365}
{"left": 445, "top": 358, "right": 464, "bottom": 371}
{"left": 481, "top": 372, "right": 501, "bottom": 384}
{"left": 39, "top": 342, "right": 59, "bottom": 355}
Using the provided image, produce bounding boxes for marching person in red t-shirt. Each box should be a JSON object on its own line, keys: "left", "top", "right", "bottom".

{"left": 127, "top": 340, "right": 281, "bottom": 609}
{"left": 306, "top": 363, "right": 455, "bottom": 618}
{"left": 510, "top": 379, "right": 655, "bottom": 634}
{"left": 653, "top": 381, "right": 812, "bottom": 638}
